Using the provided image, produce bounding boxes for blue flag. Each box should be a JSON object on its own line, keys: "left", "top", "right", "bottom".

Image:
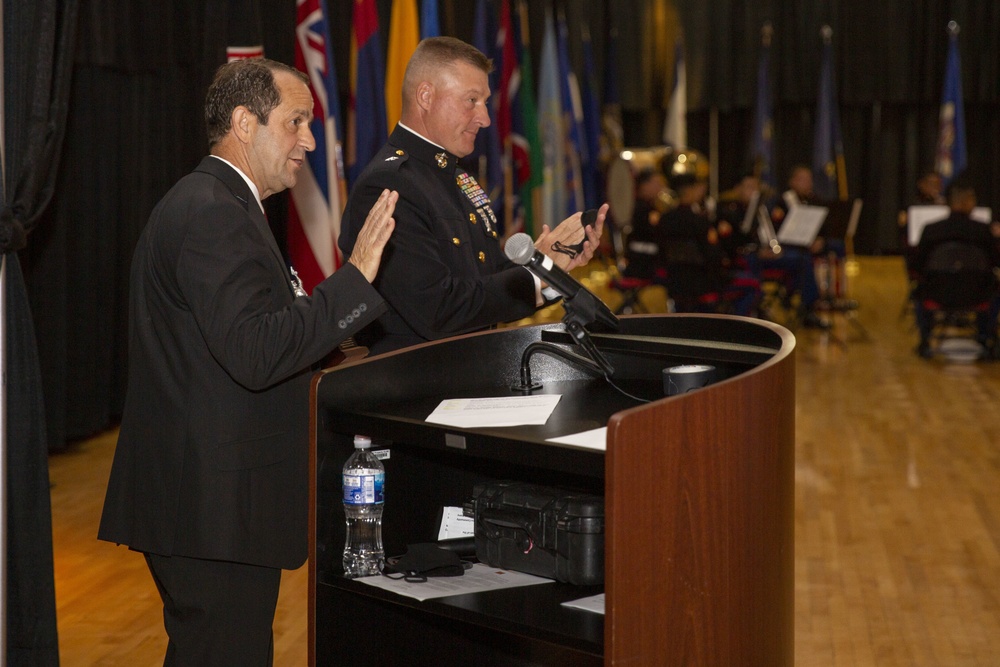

{"left": 556, "top": 10, "right": 584, "bottom": 217}
{"left": 579, "top": 22, "right": 604, "bottom": 209}
{"left": 468, "top": 0, "right": 504, "bottom": 222}
{"left": 812, "top": 26, "right": 847, "bottom": 201}
{"left": 420, "top": 0, "right": 440, "bottom": 39}
{"left": 935, "top": 24, "right": 967, "bottom": 187}
{"left": 538, "top": 8, "right": 565, "bottom": 229}
{"left": 752, "top": 23, "right": 774, "bottom": 189}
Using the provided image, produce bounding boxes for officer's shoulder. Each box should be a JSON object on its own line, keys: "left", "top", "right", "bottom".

{"left": 372, "top": 147, "right": 409, "bottom": 172}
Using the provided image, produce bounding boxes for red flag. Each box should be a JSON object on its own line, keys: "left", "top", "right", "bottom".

{"left": 288, "top": 0, "right": 348, "bottom": 292}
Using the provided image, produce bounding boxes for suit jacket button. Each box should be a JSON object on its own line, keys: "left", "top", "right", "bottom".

{"left": 352, "top": 308, "right": 361, "bottom": 318}
{"left": 478, "top": 251, "right": 486, "bottom": 263}
{"left": 469, "top": 213, "right": 477, "bottom": 224}
{"left": 338, "top": 320, "right": 347, "bottom": 329}
{"left": 452, "top": 237, "right": 461, "bottom": 246}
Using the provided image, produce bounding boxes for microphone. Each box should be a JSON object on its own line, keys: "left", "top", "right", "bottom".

{"left": 505, "top": 233, "right": 618, "bottom": 331}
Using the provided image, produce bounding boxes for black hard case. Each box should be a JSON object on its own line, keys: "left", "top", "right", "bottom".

{"left": 470, "top": 481, "right": 605, "bottom": 586}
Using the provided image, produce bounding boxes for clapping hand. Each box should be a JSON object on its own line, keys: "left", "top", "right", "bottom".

{"left": 534, "top": 202, "right": 608, "bottom": 272}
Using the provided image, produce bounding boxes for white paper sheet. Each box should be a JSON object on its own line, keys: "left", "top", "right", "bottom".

{"left": 561, "top": 593, "right": 605, "bottom": 615}
{"left": 355, "top": 563, "right": 555, "bottom": 601}
{"left": 546, "top": 427, "right": 607, "bottom": 451}
{"left": 907, "top": 205, "right": 993, "bottom": 245}
{"left": 437, "top": 506, "right": 475, "bottom": 540}
{"left": 776, "top": 204, "right": 828, "bottom": 247}
{"left": 425, "top": 395, "right": 562, "bottom": 428}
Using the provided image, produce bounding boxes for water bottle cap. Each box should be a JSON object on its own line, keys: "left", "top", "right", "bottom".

{"left": 353, "top": 435, "right": 372, "bottom": 449}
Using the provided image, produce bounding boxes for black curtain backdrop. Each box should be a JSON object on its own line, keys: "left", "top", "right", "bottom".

{"left": 14, "top": 0, "right": 1000, "bottom": 454}
{"left": 3, "top": 0, "right": 76, "bottom": 660}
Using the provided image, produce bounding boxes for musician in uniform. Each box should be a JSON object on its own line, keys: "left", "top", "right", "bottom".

{"left": 340, "top": 36, "right": 606, "bottom": 355}
{"left": 898, "top": 170, "right": 945, "bottom": 276}
{"left": 762, "top": 164, "right": 828, "bottom": 327}
{"left": 621, "top": 167, "right": 670, "bottom": 282}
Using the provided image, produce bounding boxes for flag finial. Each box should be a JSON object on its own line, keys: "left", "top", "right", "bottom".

{"left": 947, "top": 21, "right": 960, "bottom": 37}
{"left": 820, "top": 25, "right": 833, "bottom": 44}
{"left": 761, "top": 21, "right": 773, "bottom": 46}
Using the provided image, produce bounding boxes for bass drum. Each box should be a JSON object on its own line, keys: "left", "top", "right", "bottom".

{"left": 605, "top": 146, "right": 674, "bottom": 227}
{"left": 606, "top": 146, "right": 708, "bottom": 225}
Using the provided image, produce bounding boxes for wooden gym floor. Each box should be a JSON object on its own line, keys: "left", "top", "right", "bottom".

{"left": 49, "top": 256, "right": 1000, "bottom": 665}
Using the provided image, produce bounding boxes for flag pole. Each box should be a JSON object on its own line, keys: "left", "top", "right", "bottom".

{"left": 0, "top": 0, "right": 9, "bottom": 653}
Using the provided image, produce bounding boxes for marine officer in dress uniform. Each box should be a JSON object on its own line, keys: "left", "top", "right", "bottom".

{"left": 339, "top": 36, "right": 607, "bottom": 355}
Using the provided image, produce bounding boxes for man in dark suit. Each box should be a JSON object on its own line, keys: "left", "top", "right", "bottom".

{"left": 338, "top": 36, "right": 606, "bottom": 355}
{"left": 98, "top": 58, "right": 397, "bottom": 665}
{"left": 912, "top": 177, "right": 1000, "bottom": 358}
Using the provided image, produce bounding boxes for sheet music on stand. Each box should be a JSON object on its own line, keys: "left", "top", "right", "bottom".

{"left": 907, "top": 205, "right": 993, "bottom": 246}
{"left": 776, "top": 204, "right": 827, "bottom": 248}
{"left": 820, "top": 199, "right": 860, "bottom": 242}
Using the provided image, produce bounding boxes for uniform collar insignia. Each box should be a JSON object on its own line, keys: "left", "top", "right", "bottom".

{"left": 435, "top": 152, "right": 448, "bottom": 169}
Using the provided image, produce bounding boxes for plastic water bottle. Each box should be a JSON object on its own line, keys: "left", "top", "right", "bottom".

{"left": 342, "top": 435, "right": 384, "bottom": 577}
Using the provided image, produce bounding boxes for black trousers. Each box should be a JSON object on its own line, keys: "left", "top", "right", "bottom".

{"left": 145, "top": 552, "right": 281, "bottom": 666}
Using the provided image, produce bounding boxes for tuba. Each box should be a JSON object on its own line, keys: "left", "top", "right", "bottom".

{"left": 606, "top": 146, "right": 710, "bottom": 224}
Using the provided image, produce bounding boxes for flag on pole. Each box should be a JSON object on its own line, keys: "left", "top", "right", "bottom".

{"left": 469, "top": 0, "right": 504, "bottom": 221}
{"left": 385, "top": 0, "right": 419, "bottom": 133}
{"left": 289, "top": 0, "right": 348, "bottom": 292}
{"left": 225, "top": 0, "right": 264, "bottom": 61}
{"left": 496, "top": 0, "right": 519, "bottom": 236}
{"left": 751, "top": 22, "right": 775, "bottom": 189}
{"left": 600, "top": 17, "right": 624, "bottom": 164}
{"left": 421, "top": 0, "right": 440, "bottom": 39}
{"left": 579, "top": 21, "right": 603, "bottom": 209}
{"left": 812, "top": 25, "right": 847, "bottom": 201}
{"left": 935, "top": 21, "right": 967, "bottom": 187}
{"left": 538, "top": 7, "right": 566, "bottom": 229}
{"left": 348, "top": 0, "right": 387, "bottom": 185}
{"left": 556, "top": 10, "right": 585, "bottom": 216}
{"left": 662, "top": 39, "right": 687, "bottom": 148}
{"left": 511, "top": 0, "right": 543, "bottom": 237}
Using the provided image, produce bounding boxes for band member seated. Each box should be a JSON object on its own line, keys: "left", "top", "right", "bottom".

{"left": 762, "top": 165, "right": 830, "bottom": 328}
{"left": 621, "top": 167, "right": 670, "bottom": 282}
{"left": 911, "top": 177, "right": 1000, "bottom": 359}
{"left": 658, "top": 172, "right": 759, "bottom": 317}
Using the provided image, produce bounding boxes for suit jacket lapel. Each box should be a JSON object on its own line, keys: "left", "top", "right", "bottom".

{"left": 195, "top": 156, "right": 293, "bottom": 290}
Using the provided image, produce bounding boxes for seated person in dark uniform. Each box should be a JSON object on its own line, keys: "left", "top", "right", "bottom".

{"left": 898, "top": 171, "right": 945, "bottom": 277}
{"left": 339, "top": 37, "right": 605, "bottom": 355}
{"left": 762, "top": 165, "right": 829, "bottom": 327}
{"left": 659, "top": 173, "right": 759, "bottom": 316}
{"left": 912, "top": 177, "right": 1000, "bottom": 358}
{"left": 621, "top": 167, "right": 669, "bottom": 281}
{"left": 715, "top": 171, "right": 766, "bottom": 262}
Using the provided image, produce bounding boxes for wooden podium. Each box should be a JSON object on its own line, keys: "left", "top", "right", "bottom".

{"left": 308, "top": 314, "right": 795, "bottom": 666}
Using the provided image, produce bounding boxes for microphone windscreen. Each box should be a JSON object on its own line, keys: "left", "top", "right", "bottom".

{"left": 504, "top": 232, "right": 534, "bottom": 265}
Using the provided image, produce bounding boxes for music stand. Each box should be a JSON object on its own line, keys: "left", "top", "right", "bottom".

{"left": 776, "top": 204, "right": 827, "bottom": 248}
{"left": 822, "top": 198, "right": 869, "bottom": 342}
{"left": 907, "top": 205, "right": 993, "bottom": 246}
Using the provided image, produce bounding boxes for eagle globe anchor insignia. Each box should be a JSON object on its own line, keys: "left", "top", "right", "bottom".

{"left": 289, "top": 266, "right": 308, "bottom": 298}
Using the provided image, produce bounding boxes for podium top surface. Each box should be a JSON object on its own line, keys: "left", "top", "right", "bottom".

{"left": 312, "top": 314, "right": 793, "bottom": 453}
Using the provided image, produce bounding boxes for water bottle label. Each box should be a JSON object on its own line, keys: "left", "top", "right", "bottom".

{"left": 343, "top": 469, "right": 384, "bottom": 505}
